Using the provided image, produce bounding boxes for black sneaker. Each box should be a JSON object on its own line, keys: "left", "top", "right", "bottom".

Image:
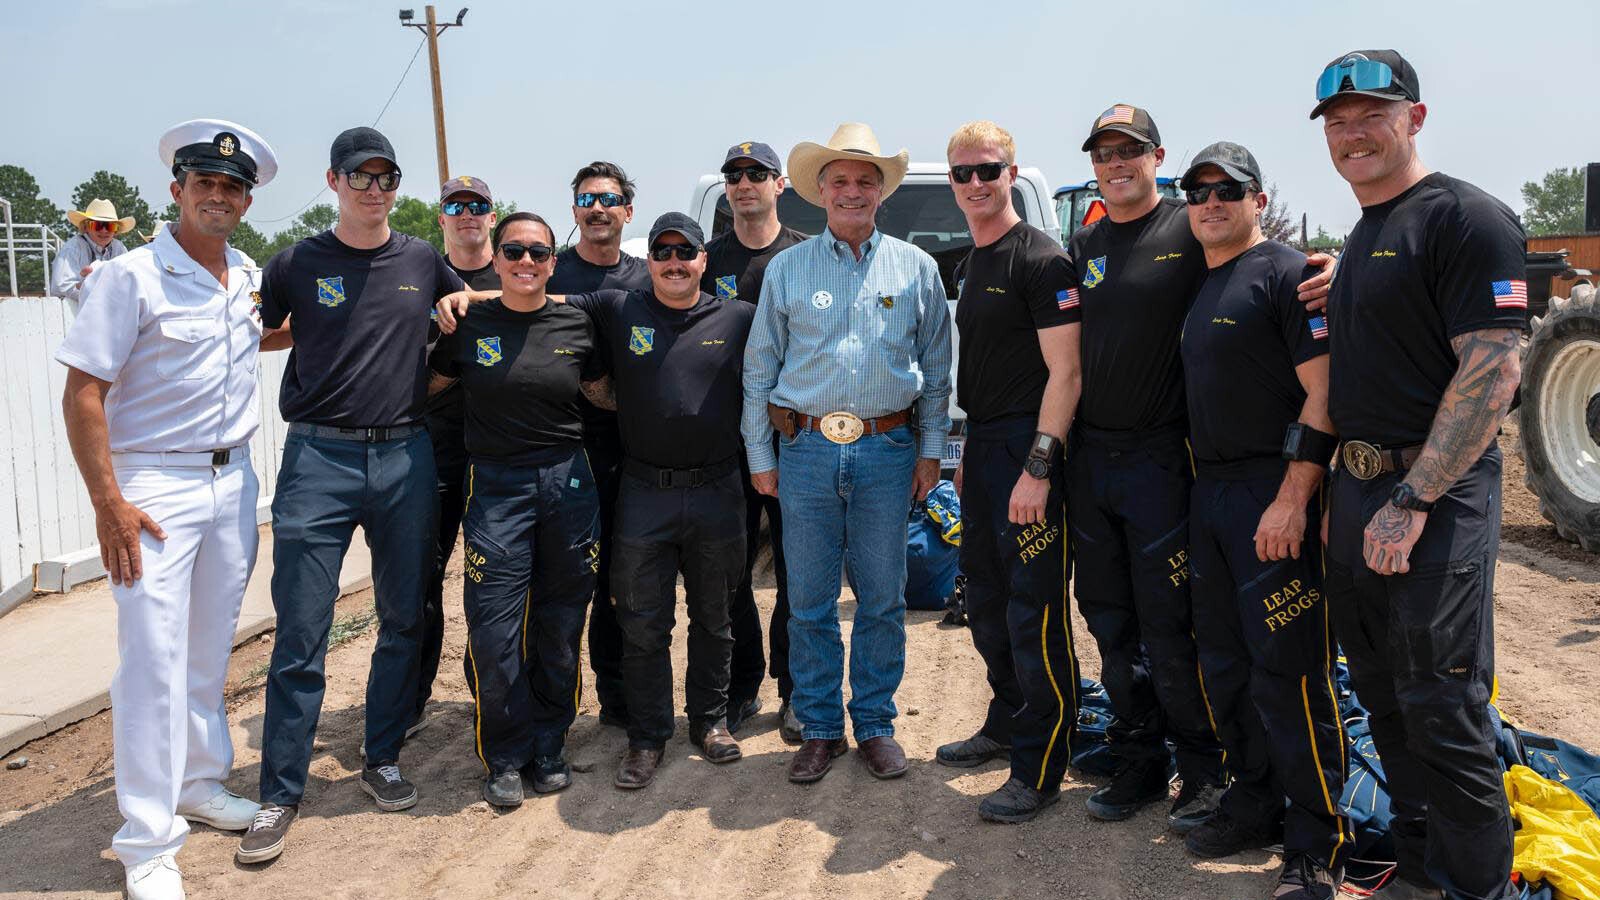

{"left": 1182, "top": 807, "right": 1282, "bottom": 858}
{"left": 1084, "top": 758, "right": 1170, "bottom": 821}
{"left": 726, "top": 697, "right": 763, "bottom": 734}
{"left": 525, "top": 755, "right": 572, "bottom": 794}
{"left": 1273, "top": 853, "right": 1341, "bottom": 899}
{"left": 360, "top": 763, "right": 418, "bottom": 811}
{"left": 235, "top": 804, "right": 297, "bottom": 864}
{"left": 483, "top": 770, "right": 524, "bottom": 808}
{"left": 935, "top": 732, "right": 1010, "bottom": 768}
{"left": 978, "top": 776, "right": 1061, "bottom": 824}
{"left": 1167, "top": 779, "right": 1224, "bottom": 834}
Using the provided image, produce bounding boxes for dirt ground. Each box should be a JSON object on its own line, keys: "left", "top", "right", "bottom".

{"left": 2, "top": 425, "right": 1597, "bottom": 899}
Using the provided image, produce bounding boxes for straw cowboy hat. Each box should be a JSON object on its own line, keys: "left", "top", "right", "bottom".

{"left": 67, "top": 198, "right": 136, "bottom": 234}
{"left": 787, "top": 123, "right": 910, "bottom": 207}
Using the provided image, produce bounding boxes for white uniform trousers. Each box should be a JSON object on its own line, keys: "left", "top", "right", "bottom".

{"left": 109, "top": 457, "right": 259, "bottom": 867}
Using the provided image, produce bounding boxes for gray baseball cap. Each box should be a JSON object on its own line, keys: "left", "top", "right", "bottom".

{"left": 1180, "top": 142, "right": 1262, "bottom": 189}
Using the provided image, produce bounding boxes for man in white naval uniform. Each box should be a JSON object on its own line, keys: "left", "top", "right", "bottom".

{"left": 56, "top": 119, "right": 278, "bottom": 900}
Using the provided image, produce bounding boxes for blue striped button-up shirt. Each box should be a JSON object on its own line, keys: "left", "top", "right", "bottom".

{"left": 741, "top": 227, "right": 953, "bottom": 471}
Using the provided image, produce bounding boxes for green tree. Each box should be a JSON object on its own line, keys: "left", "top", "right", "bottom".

{"left": 1305, "top": 225, "right": 1345, "bottom": 254}
{"left": 388, "top": 195, "right": 444, "bottom": 252}
{"left": 1521, "top": 166, "right": 1586, "bottom": 236}
{"left": 231, "top": 221, "right": 270, "bottom": 262}
{"left": 0, "top": 163, "right": 67, "bottom": 292}
{"left": 262, "top": 203, "right": 338, "bottom": 257}
{"left": 70, "top": 170, "right": 153, "bottom": 235}
{"left": 1260, "top": 182, "right": 1298, "bottom": 245}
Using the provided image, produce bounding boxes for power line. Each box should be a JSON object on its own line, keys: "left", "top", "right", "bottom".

{"left": 249, "top": 36, "right": 426, "bottom": 226}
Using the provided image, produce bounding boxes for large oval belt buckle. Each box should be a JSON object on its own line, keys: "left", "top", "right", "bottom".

{"left": 1342, "top": 440, "right": 1383, "bottom": 480}
{"left": 819, "top": 411, "right": 865, "bottom": 445}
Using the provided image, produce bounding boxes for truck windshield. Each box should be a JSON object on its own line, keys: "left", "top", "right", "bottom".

{"left": 712, "top": 184, "right": 1025, "bottom": 299}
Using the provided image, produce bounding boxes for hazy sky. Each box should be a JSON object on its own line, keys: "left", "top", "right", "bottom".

{"left": 12, "top": 0, "right": 1598, "bottom": 241}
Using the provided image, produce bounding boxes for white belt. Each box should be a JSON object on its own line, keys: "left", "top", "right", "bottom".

{"left": 112, "top": 445, "right": 249, "bottom": 468}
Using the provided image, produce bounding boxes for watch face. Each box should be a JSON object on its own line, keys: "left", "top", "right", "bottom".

{"left": 1025, "top": 457, "right": 1050, "bottom": 479}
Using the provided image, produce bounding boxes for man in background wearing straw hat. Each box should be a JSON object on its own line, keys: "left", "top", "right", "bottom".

{"left": 741, "top": 122, "right": 952, "bottom": 784}
{"left": 57, "top": 118, "right": 277, "bottom": 900}
{"left": 52, "top": 198, "right": 135, "bottom": 306}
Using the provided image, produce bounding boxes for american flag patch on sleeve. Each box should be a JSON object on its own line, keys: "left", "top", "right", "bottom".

{"left": 1308, "top": 315, "right": 1328, "bottom": 339}
{"left": 1057, "top": 287, "right": 1080, "bottom": 310}
{"left": 1491, "top": 279, "right": 1527, "bottom": 309}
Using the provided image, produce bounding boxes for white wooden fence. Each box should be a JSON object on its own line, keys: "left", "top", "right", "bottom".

{"left": 0, "top": 296, "right": 292, "bottom": 607}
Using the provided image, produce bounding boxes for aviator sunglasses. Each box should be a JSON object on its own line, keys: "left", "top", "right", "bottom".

{"left": 575, "top": 192, "right": 627, "bottom": 208}
{"left": 1184, "top": 180, "right": 1253, "bottom": 205}
{"left": 950, "top": 162, "right": 1007, "bottom": 184}
{"left": 442, "top": 199, "right": 492, "bottom": 216}
{"left": 499, "top": 242, "right": 555, "bottom": 262}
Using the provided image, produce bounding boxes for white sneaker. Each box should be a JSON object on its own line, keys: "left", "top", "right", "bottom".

{"left": 126, "top": 854, "right": 185, "bottom": 900}
{"left": 177, "top": 788, "right": 260, "bottom": 831}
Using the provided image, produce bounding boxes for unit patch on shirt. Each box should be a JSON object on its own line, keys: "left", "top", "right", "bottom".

{"left": 629, "top": 325, "right": 655, "bottom": 356}
{"left": 316, "top": 276, "right": 346, "bottom": 308}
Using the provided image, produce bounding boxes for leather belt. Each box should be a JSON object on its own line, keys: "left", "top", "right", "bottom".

{"left": 113, "top": 446, "right": 247, "bottom": 468}
{"left": 288, "top": 422, "right": 426, "bottom": 443}
{"left": 1337, "top": 440, "right": 1423, "bottom": 480}
{"left": 767, "top": 403, "right": 911, "bottom": 445}
{"left": 623, "top": 456, "right": 738, "bottom": 489}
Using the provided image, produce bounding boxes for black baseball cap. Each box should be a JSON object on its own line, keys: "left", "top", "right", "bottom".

{"left": 648, "top": 212, "right": 705, "bottom": 250}
{"left": 1309, "top": 50, "right": 1420, "bottom": 119}
{"left": 330, "top": 126, "right": 399, "bottom": 173}
{"left": 1081, "top": 104, "right": 1160, "bottom": 152}
{"left": 721, "top": 141, "right": 782, "bottom": 173}
{"left": 440, "top": 175, "right": 491, "bottom": 203}
{"left": 1180, "top": 142, "right": 1263, "bottom": 189}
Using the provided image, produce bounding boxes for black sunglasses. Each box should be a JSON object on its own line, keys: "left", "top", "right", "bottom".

{"left": 648, "top": 245, "right": 700, "bottom": 262}
{"left": 950, "top": 162, "right": 1007, "bottom": 184}
{"left": 442, "top": 199, "right": 492, "bottom": 216}
{"left": 345, "top": 170, "right": 401, "bottom": 191}
{"left": 499, "top": 242, "right": 555, "bottom": 262}
{"left": 575, "top": 192, "right": 627, "bottom": 208}
{"left": 724, "top": 168, "right": 777, "bottom": 184}
{"left": 1184, "top": 180, "right": 1253, "bottom": 205}
{"left": 1088, "top": 142, "right": 1155, "bottom": 164}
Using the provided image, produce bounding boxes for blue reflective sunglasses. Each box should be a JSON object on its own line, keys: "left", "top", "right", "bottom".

{"left": 1315, "top": 58, "right": 1394, "bottom": 101}
{"left": 575, "top": 192, "right": 627, "bottom": 208}
{"left": 442, "top": 199, "right": 492, "bottom": 216}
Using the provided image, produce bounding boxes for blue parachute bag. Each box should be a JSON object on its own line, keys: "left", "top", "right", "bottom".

{"left": 1070, "top": 677, "right": 1120, "bottom": 777}
{"left": 905, "top": 481, "right": 961, "bottom": 610}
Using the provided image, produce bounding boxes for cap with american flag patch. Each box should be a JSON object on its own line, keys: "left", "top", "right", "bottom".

{"left": 1081, "top": 103, "right": 1160, "bottom": 152}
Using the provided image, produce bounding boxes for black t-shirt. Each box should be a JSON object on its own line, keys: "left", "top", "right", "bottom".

{"left": 954, "top": 222, "right": 1077, "bottom": 423}
{"left": 547, "top": 247, "right": 653, "bottom": 443}
{"left": 260, "top": 230, "right": 465, "bottom": 427}
{"left": 1181, "top": 241, "right": 1327, "bottom": 463}
{"left": 1067, "top": 198, "right": 1207, "bottom": 434}
{"left": 567, "top": 289, "right": 756, "bottom": 469}
{"left": 1328, "top": 173, "right": 1528, "bottom": 446}
{"left": 701, "top": 225, "right": 808, "bottom": 304}
{"left": 425, "top": 258, "right": 501, "bottom": 428}
{"left": 427, "top": 298, "right": 602, "bottom": 460}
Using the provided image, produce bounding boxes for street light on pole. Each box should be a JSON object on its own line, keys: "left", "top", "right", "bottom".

{"left": 399, "top": 6, "right": 468, "bottom": 187}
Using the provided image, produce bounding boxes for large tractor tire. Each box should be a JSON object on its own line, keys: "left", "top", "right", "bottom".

{"left": 1518, "top": 282, "right": 1600, "bottom": 552}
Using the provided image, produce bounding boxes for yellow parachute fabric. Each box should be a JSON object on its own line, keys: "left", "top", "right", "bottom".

{"left": 1504, "top": 764, "right": 1600, "bottom": 900}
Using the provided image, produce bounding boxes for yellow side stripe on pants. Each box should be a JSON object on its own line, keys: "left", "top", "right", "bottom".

{"left": 1301, "top": 673, "right": 1348, "bottom": 865}
{"left": 463, "top": 464, "right": 490, "bottom": 774}
{"left": 1035, "top": 499, "right": 1079, "bottom": 790}
{"left": 1195, "top": 656, "right": 1227, "bottom": 772}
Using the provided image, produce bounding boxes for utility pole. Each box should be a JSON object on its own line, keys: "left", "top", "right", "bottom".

{"left": 399, "top": 6, "right": 468, "bottom": 187}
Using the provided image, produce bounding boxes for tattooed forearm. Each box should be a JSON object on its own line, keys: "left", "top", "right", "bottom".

{"left": 580, "top": 376, "right": 617, "bottom": 411}
{"left": 1406, "top": 327, "right": 1521, "bottom": 500}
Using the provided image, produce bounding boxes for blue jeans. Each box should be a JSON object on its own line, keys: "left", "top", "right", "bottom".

{"left": 778, "top": 424, "right": 917, "bottom": 742}
{"left": 261, "top": 428, "right": 437, "bottom": 806}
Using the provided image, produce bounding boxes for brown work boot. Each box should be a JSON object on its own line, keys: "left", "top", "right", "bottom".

{"left": 787, "top": 738, "right": 849, "bottom": 784}
{"left": 614, "top": 747, "right": 664, "bottom": 790}
{"left": 691, "top": 724, "right": 743, "bottom": 764}
{"left": 858, "top": 736, "right": 908, "bottom": 779}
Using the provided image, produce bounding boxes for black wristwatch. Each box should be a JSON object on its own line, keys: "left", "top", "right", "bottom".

{"left": 1024, "top": 456, "right": 1051, "bottom": 480}
{"left": 1024, "top": 432, "right": 1060, "bottom": 480}
{"left": 1389, "top": 482, "right": 1436, "bottom": 513}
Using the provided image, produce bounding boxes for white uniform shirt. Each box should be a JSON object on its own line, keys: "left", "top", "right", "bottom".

{"left": 55, "top": 227, "right": 263, "bottom": 453}
{"left": 52, "top": 232, "right": 129, "bottom": 302}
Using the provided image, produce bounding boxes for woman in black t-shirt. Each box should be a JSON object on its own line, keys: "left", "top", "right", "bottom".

{"left": 426, "top": 212, "right": 607, "bottom": 807}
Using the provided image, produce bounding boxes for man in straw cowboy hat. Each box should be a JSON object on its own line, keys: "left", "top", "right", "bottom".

{"left": 53, "top": 197, "right": 135, "bottom": 305}
{"left": 741, "top": 122, "right": 952, "bottom": 784}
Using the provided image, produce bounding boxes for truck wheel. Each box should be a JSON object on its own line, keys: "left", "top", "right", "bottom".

{"left": 1519, "top": 282, "right": 1600, "bottom": 552}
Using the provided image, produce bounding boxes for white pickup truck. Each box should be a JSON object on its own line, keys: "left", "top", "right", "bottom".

{"left": 688, "top": 162, "right": 1061, "bottom": 472}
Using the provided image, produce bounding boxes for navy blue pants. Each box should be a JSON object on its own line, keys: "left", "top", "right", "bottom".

{"left": 960, "top": 417, "right": 1081, "bottom": 792}
{"left": 1189, "top": 462, "right": 1351, "bottom": 866}
{"left": 584, "top": 431, "right": 627, "bottom": 717}
{"left": 460, "top": 451, "right": 598, "bottom": 772}
{"left": 419, "top": 416, "right": 470, "bottom": 716}
{"left": 1326, "top": 449, "right": 1514, "bottom": 899}
{"left": 262, "top": 427, "right": 437, "bottom": 806}
{"left": 1066, "top": 432, "right": 1223, "bottom": 783}
{"left": 611, "top": 466, "right": 744, "bottom": 749}
{"left": 730, "top": 438, "right": 791, "bottom": 706}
